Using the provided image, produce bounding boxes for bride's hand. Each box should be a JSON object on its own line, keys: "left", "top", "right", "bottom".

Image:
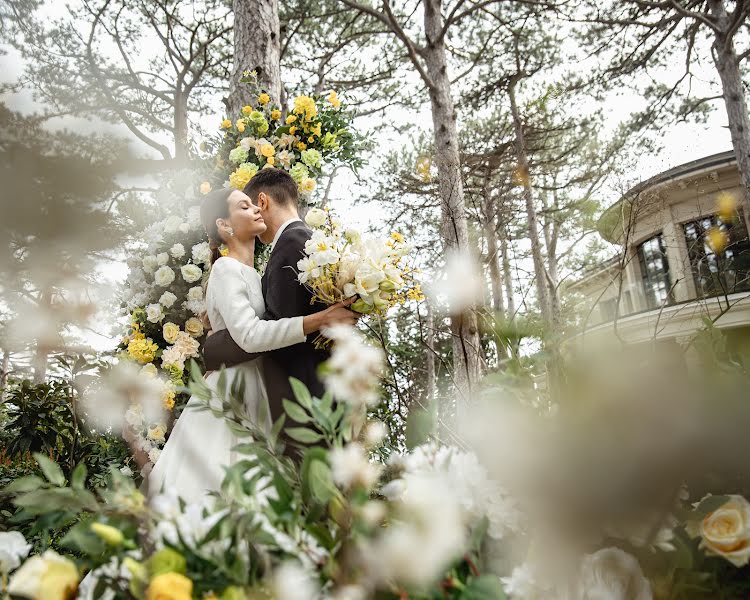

{"left": 302, "top": 298, "right": 358, "bottom": 334}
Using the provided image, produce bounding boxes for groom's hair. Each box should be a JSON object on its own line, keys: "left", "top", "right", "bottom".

{"left": 244, "top": 168, "right": 298, "bottom": 208}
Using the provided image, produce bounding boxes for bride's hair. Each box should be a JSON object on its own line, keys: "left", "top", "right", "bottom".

{"left": 200, "top": 188, "right": 234, "bottom": 265}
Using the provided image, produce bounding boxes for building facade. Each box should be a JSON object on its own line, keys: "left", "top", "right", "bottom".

{"left": 569, "top": 151, "right": 750, "bottom": 349}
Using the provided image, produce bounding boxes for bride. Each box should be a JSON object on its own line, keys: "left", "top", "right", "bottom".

{"left": 147, "top": 188, "right": 355, "bottom": 504}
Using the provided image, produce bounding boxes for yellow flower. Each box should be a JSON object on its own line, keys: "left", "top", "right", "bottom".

{"left": 162, "top": 388, "right": 176, "bottom": 410}
{"left": 258, "top": 93, "right": 270, "bottom": 105}
{"left": 199, "top": 181, "right": 212, "bottom": 195}
{"left": 308, "top": 136, "right": 315, "bottom": 143}
{"left": 266, "top": 156, "right": 275, "bottom": 166}
{"left": 312, "top": 123, "right": 322, "bottom": 137}
{"left": 91, "top": 523, "right": 124, "bottom": 546}
{"left": 289, "top": 126, "right": 297, "bottom": 135}
{"left": 391, "top": 232, "right": 405, "bottom": 244}
{"left": 717, "top": 191, "right": 738, "bottom": 222}
{"left": 689, "top": 495, "right": 750, "bottom": 567}
{"left": 146, "top": 572, "right": 193, "bottom": 600}
{"left": 229, "top": 163, "right": 259, "bottom": 190}
{"left": 132, "top": 329, "right": 145, "bottom": 341}
{"left": 296, "top": 142, "right": 307, "bottom": 151}
{"left": 293, "top": 95, "right": 317, "bottom": 121}
{"left": 235, "top": 119, "right": 246, "bottom": 133}
{"left": 328, "top": 90, "right": 341, "bottom": 108}
{"left": 184, "top": 317, "right": 204, "bottom": 338}
{"left": 300, "top": 177, "right": 316, "bottom": 194}
{"left": 260, "top": 142, "right": 275, "bottom": 158}
{"left": 162, "top": 322, "right": 180, "bottom": 344}
{"left": 220, "top": 119, "right": 232, "bottom": 129}
{"left": 286, "top": 114, "right": 297, "bottom": 125}
{"left": 270, "top": 109, "right": 281, "bottom": 121}
{"left": 407, "top": 285, "right": 425, "bottom": 302}
{"left": 241, "top": 105, "right": 253, "bottom": 115}
{"left": 128, "top": 339, "right": 158, "bottom": 364}
{"left": 707, "top": 227, "right": 729, "bottom": 254}
{"left": 220, "top": 246, "right": 229, "bottom": 257}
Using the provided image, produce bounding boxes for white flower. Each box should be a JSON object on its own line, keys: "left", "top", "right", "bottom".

{"left": 156, "top": 252, "right": 169, "bottom": 266}
{"left": 330, "top": 443, "right": 382, "bottom": 490}
{"left": 354, "top": 261, "right": 386, "bottom": 302}
{"left": 239, "top": 136, "right": 255, "bottom": 150}
{"left": 148, "top": 448, "right": 162, "bottom": 464}
{"left": 142, "top": 255, "right": 158, "bottom": 273}
{"left": 170, "top": 243, "right": 185, "bottom": 259}
{"left": 161, "top": 346, "right": 185, "bottom": 371}
{"left": 163, "top": 216, "right": 182, "bottom": 233}
{"left": 297, "top": 256, "right": 321, "bottom": 284}
{"left": 186, "top": 286, "right": 203, "bottom": 302}
{"left": 277, "top": 150, "right": 294, "bottom": 168}
{"left": 331, "top": 585, "right": 367, "bottom": 600}
{"left": 427, "top": 250, "right": 483, "bottom": 314}
{"left": 174, "top": 331, "right": 200, "bottom": 358}
{"left": 184, "top": 299, "right": 206, "bottom": 315}
{"left": 179, "top": 223, "right": 190, "bottom": 234}
{"left": 322, "top": 325, "right": 384, "bottom": 408}
{"left": 501, "top": 564, "right": 547, "bottom": 599}
{"left": 344, "top": 228, "right": 361, "bottom": 245}
{"left": 181, "top": 264, "right": 203, "bottom": 283}
{"left": 688, "top": 495, "right": 750, "bottom": 567}
{"left": 7, "top": 550, "right": 79, "bottom": 600}
{"left": 159, "top": 291, "right": 177, "bottom": 308}
{"left": 364, "top": 420, "right": 388, "bottom": 447}
{"left": 187, "top": 207, "right": 201, "bottom": 227}
{"left": 272, "top": 562, "right": 319, "bottom": 600}
{"left": 304, "top": 208, "right": 327, "bottom": 228}
{"left": 120, "top": 466, "right": 134, "bottom": 477}
{"left": 154, "top": 266, "right": 175, "bottom": 287}
{"left": 380, "top": 479, "right": 406, "bottom": 501}
{"left": 184, "top": 317, "right": 204, "bottom": 338}
{"left": 192, "top": 242, "right": 212, "bottom": 265}
{"left": 0, "top": 531, "right": 31, "bottom": 574}
{"left": 579, "top": 548, "right": 652, "bottom": 600}
{"left": 145, "top": 303, "right": 164, "bottom": 323}
{"left": 147, "top": 424, "right": 166, "bottom": 444}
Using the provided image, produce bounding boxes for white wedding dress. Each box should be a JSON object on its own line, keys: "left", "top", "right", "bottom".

{"left": 147, "top": 256, "right": 305, "bottom": 504}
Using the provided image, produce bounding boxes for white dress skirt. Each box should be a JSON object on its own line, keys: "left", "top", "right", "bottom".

{"left": 147, "top": 256, "right": 306, "bottom": 504}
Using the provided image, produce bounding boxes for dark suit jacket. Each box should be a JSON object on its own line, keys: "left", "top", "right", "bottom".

{"left": 202, "top": 221, "right": 330, "bottom": 438}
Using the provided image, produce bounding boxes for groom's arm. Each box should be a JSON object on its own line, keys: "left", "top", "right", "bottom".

{"left": 202, "top": 328, "right": 263, "bottom": 371}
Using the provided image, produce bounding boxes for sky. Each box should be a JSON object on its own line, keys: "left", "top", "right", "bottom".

{"left": 0, "top": 2, "right": 736, "bottom": 351}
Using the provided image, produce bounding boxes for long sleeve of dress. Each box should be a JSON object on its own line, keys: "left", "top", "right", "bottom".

{"left": 209, "top": 258, "right": 305, "bottom": 353}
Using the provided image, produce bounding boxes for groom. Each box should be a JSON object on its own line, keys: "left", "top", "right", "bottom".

{"left": 202, "top": 168, "right": 348, "bottom": 450}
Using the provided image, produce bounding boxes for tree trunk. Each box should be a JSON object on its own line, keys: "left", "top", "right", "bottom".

{"left": 502, "top": 236, "right": 516, "bottom": 319}
{"left": 541, "top": 189, "right": 562, "bottom": 326}
{"left": 33, "top": 288, "right": 52, "bottom": 383}
{"left": 229, "top": 0, "right": 282, "bottom": 114}
{"left": 425, "top": 302, "right": 436, "bottom": 402}
{"left": 0, "top": 349, "right": 9, "bottom": 391}
{"left": 423, "top": 0, "right": 483, "bottom": 403}
{"left": 710, "top": 0, "right": 750, "bottom": 206}
{"left": 173, "top": 87, "right": 190, "bottom": 164}
{"left": 508, "top": 78, "right": 552, "bottom": 325}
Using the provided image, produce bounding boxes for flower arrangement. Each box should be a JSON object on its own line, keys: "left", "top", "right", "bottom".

{"left": 297, "top": 207, "right": 424, "bottom": 318}
{"left": 203, "top": 71, "right": 362, "bottom": 201}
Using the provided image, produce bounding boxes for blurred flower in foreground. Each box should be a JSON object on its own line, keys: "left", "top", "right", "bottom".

{"left": 426, "top": 250, "right": 483, "bottom": 314}
{"left": 579, "top": 547, "right": 651, "bottom": 600}
{"left": 716, "top": 191, "right": 738, "bottom": 222}
{"left": 7, "top": 550, "right": 79, "bottom": 600}
{"left": 687, "top": 494, "right": 750, "bottom": 567}
{"left": 0, "top": 531, "right": 31, "bottom": 575}
{"left": 706, "top": 227, "right": 729, "bottom": 254}
{"left": 272, "top": 562, "right": 318, "bottom": 600}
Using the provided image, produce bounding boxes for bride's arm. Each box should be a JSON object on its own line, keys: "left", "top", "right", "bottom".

{"left": 210, "top": 258, "right": 307, "bottom": 353}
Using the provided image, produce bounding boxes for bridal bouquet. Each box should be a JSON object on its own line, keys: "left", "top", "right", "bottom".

{"left": 296, "top": 207, "right": 423, "bottom": 318}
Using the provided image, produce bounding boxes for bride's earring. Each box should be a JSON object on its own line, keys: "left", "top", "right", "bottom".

{"left": 227, "top": 227, "right": 234, "bottom": 237}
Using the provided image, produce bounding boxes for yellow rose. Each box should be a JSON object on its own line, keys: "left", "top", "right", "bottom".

{"left": 300, "top": 177, "right": 316, "bottom": 194}
{"left": 199, "top": 181, "right": 212, "bottom": 195}
{"left": 260, "top": 142, "right": 275, "bottom": 157}
{"left": 241, "top": 105, "right": 253, "bottom": 115}
{"left": 266, "top": 156, "right": 275, "bottom": 166}
{"left": 184, "top": 317, "right": 204, "bottom": 338}
{"left": 691, "top": 495, "right": 750, "bottom": 567}
{"left": 220, "top": 119, "right": 232, "bottom": 129}
{"left": 296, "top": 142, "right": 307, "bottom": 151}
{"left": 235, "top": 119, "right": 246, "bottom": 133}
{"left": 146, "top": 572, "right": 193, "bottom": 600}
{"left": 258, "top": 93, "right": 270, "bottom": 105}
{"left": 286, "top": 114, "right": 297, "bottom": 125}
{"left": 270, "top": 109, "right": 281, "bottom": 121}
{"left": 289, "top": 126, "right": 297, "bottom": 135}
{"left": 328, "top": 90, "right": 341, "bottom": 108}
{"left": 308, "top": 136, "right": 315, "bottom": 143}
{"left": 162, "top": 322, "right": 180, "bottom": 344}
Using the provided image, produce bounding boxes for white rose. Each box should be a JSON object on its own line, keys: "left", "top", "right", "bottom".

{"left": 184, "top": 317, "right": 204, "bottom": 338}
{"left": 191, "top": 242, "right": 212, "bottom": 265}
{"left": 159, "top": 291, "right": 177, "bottom": 308}
{"left": 145, "top": 303, "right": 164, "bottom": 323}
{"left": 7, "top": 550, "right": 79, "bottom": 600}
{"left": 304, "top": 208, "right": 327, "bottom": 228}
{"left": 355, "top": 262, "right": 386, "bottom": 298}
{"left": 579, "top": 547, "right": 652, "bottom": 600}
{"left": 169, "top": 243, "right": 185, "bottom": 259}
{"left": 154, "top": 266, "right": 175, "bottom": 287}
{"left": 148, "top": 448, "right": 162, "bottom": 464}
{"left": 179, "top": 223, "right": 190, "bottom": 234}
{"left": 162, "top": 322, "right": 180, "bottom": 344}
{"left": 156, "top": 252, "right": 169, "bottom": 266}
{"left": 185, "top": 299, "right": 206, "bottom": 316}
{"left": 689, "top": 495, "right": 750, "bottom": 567}
{"left": 187, "top": 286, "right": 204, "bottom": 302}
{"left": 181, "top": 264, "right": 203, "bottom": 283}
{"left": 0, "top": 531, "right": 31, "bottom": 574}
{"left": 142, "top": 255, "right": 158, "bottom": 273}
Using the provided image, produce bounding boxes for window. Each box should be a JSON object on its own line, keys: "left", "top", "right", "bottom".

{"left": 637, "top": 234, "right": 673, "bottom": 309}
{"left": 683, "top": 210, "right": 750, "bottom": 298}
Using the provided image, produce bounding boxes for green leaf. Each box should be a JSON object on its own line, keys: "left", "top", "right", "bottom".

{"left": 3, "top": 475, "right": 46, "bottom": 494}
{"left": 308, "top": 460, "right": 335, "bottom": 504}
{"left": 287, "top": 427, "right": 324, "bottom": 444}
{"left": 71, "top": 463, "right": 87, "bottom": 490}
{"left": 462, "top": 575, "right": 507, "bottom": 600}
{"left": 33, "top": 453, "right": 66, "bottom": 486}
{"left": 289, "top": 378, "right": 313, "bottom": 410}
{"left": 692, "top": 495, "right": 730, "bottom": 520}
{"left": 283, "top": 399, "right": 312, "bottom": 424}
